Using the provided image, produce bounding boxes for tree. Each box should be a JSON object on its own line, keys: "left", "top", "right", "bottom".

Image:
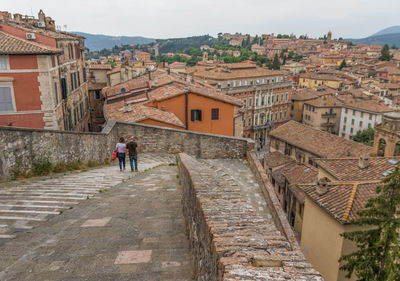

{"left": 271, "top": 54, "right": 281, "bottom": 70}
{"left": 351, "top": 127, "right": 374, "bottom": 146}
{"left": 380, "top": 44, "right": 393, "bottom": 61}
{"left": 339, "top": 59, "right": 347, "bottom": 70}
{"left": 392, "top": 45, "right": 397, "bottom": 50}
{"left": 339, "top": 167, "right": 400, "bottom": 281}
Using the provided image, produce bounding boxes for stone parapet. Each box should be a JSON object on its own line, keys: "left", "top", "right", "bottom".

{"left": 178, "top": 153, "right": 322, "bottom": 280}
{"left": 0, "top": 121, "right": 250, "bottom": 181}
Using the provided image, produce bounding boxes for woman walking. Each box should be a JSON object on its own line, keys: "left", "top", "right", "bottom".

{"left": 115, "top": 137, "right": 127, "bottom": 171}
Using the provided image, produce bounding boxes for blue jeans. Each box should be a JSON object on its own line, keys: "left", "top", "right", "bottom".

{"left": 117, "top": 153, "right": 126, "bottom": 170}
{"left": 129, "top": 155, "right": 138, "bottom": 171}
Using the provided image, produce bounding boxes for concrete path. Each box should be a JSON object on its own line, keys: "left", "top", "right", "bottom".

{"left": 0, "top": 153, "right": 193, "bottom": 281}
{"left": 199, "top": 158, "right": 272, "bottom": 222}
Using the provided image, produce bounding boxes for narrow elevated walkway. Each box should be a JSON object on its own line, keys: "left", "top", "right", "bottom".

{"left": 0, "top": 153, "right": 193, "bottom": 281}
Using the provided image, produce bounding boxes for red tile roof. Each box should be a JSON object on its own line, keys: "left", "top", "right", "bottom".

{"left": 269, "top": 120, "right": 373, "bottom": 158}
{"left": 0, "top": 31, "right": 62, "bottom": 55}
{"left": 301, "top": 181, "right": 381, "bottom": 224}
{"left": 315, "top": 157, "right": 400, "bottom": 181}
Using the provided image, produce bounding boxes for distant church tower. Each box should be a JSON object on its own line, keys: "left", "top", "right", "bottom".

{"left": 327, "top": 31, "right": 332, "bottom": 41}
{"left": 202, "top": 51, "right": 208, "bottom": 62}
{"left": 374, "top": 113, "right": 400, "bottom": 156}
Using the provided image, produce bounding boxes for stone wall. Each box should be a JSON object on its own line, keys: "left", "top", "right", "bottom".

{"left": 116, "top": 121, "right": 251, "bottom": 159}
{"left": 178, "top": 153, "right": 322, "bottom": 281}
{"left": 0, "top": 120, "right": 251, "bottom": 181}
{"left": 247, "top": 150, "right": 301, "bottom": 250}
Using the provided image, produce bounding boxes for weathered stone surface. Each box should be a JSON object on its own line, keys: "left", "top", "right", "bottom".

{"left": 178, "top": 153, "right": 322, "bottom": 281}
{"left": 0, "top": 121, "right": 251, "bottom": 181}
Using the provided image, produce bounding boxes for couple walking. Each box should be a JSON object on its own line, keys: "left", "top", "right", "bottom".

{"left": 115, "top": 137, "right": 138, "bottom": 172}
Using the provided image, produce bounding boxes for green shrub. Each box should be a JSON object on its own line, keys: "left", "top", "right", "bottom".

{"left": 31, "top": 157, "right": 52, "bottom": 176}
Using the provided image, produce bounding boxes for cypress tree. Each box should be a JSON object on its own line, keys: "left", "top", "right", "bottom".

{"left": 380, "top": 44, "right": 393, "bottom": 61}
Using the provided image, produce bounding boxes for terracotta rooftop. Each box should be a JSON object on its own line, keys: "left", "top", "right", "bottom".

{"left": 87, "top": 64, "right": 112, "bottom": 70}
{"left": 340, "top": 95, "right": 392, "bottom": 113}
{"left": 269, "top": 120, "right": 373, "bottom": 158}
{"left": 301, "top": 181, "right": 381, "bottom": 224}
{"left": 315, "top": 157, "right": 400, "bottom": 181}
{"left": 304, "top": 95, "right": 343, "bottom": 107}
{"left": 188, "top": 64, "right": 283, "bottom": 81}
{"left": 264, "top": 151, "right": 295, "bottom": 169}
{"left": 105, "top": 103, "right": 184, "bottom": 128}
{"left": 0, "top": 31, "right": 62, "bottom": 55}
{"left": 299, "top": 73, "right": 343, "bottom": 82}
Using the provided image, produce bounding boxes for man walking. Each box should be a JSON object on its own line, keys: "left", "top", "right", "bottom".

{"left": 126, "top": 137, "right": 138, "bottom": 172}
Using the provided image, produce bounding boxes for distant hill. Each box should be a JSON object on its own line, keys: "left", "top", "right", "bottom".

{"left": 156, "top": 35, "right": 217, "bottom": 53}
{"left": 72, "top": 32, "right": 156, "bottom": 51}
{"left": 372, "top": 26, "right": 400, "bottom": 36}
{"left": 347, "top": 26, "right": 400, "bottom": 47}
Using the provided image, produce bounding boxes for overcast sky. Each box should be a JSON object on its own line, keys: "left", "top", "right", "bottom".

{"left": 3, "top": 0, "right": 399, "bottom": 39}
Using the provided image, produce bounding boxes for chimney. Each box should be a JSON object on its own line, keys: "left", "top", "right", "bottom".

{"left": 358, "top": 156, "right": 369, "bottom": 169}
{"left": 316, "top": 177, "right": 328, "bottom": 196}
{"left": 38, "top": 9, "right": 45, "bottom": 23}
{"left": 13, "top": 13, "right": 22, "bottom": 21}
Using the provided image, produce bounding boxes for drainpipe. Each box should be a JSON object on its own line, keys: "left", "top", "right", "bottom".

{"left": 185, "top": 89, "right": 189, "bottom": 130}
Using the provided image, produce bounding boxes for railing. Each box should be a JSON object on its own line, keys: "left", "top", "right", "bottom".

{"left": 321, "top": 122, "right": 335, "bottom": 127}
{"left": 321, "top": 112, "right": 336, "bottom": 118}
{"left": 221, "top": 81, "right": 293, "bottom": 92}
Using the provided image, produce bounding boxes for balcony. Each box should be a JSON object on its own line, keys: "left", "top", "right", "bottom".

{"left": 321, "top": 112, "right": 336, "bottom": 118}
{"left": 321, "top": 122, "right": 335, "bottom": 127}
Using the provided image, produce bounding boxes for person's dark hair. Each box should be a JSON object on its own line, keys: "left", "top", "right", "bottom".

{"left": 119, "top": 137, "right": 125, "bottom": 143}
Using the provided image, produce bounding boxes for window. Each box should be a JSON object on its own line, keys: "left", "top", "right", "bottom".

{"left": 271, "top": 95, "right": 274, "bottom": 103}
{"left": 83, "top": 67, "right": 87, "bottom": 82}
{"left": 255, "top": 98, "right": 259, "bottom": 106}
{"left": 343, "top": 125, "right": 346, "bottom": 131}
{"left": 94, "top": 90, "right": 101, "bottom": 100}
{"left": 0, "top": 56, "right": 8, "bottom": 69}
{"left": 248, "top": 118, "right": 251, "bottom": 126}
{"left": 80, "top": 102, "right": 84, "bottom": 119}
{"left": 61, "top": 78, "right": 67, "bottom": 99}
{"left": 281, "top": 93, "right": 283, "bottom": 102}
{"left": 345, "top": 108, "right": 348, "bottom": 114}
{"left": 344, "top": 117, "right": 347, "bottom": 123}
{"left": 74, "top": 107, "right": 78, "bottom": 125}
{"left": 261, "top": 96, "right": 264, "bottom": 105}
{"left": 352, "top": 110, "right": 356, "bottom": 116}
{"left": 77, "top": 71, "right": 81, "bottom": 86}
{"left": 351, "top": 119, "right": 355, "bottom": 125}
{"left": 275, "top": 112, "right": 278, "bottom": 120}
{"left": 70, "top": 73, "right": 74, "bottom": 91}
{"left": 191, "top": 109, "right": 202, "bottom": 121}
{"left": 361, "top": 112, "right": 364, "bottom": 118}
{"left": 243, "top": 98, "right": 247, "bottom": 107}
{"left": 350, "top": 128, "right": 354, "bottom": 134}
{"left": 284, "top": 111, "right": 287, "bottom": 118}
{"left": 369, "top": 114, "right": 372, "bottom": 120}
{"left": 360, "top": 121, "right": 363, "bottom": 127}
{"left": 85, "top": 96, "right": 89, "bottom": 110}
{"left": 211, "top": 108, "right": 219, "bottom": 120}
{"left": 249, "top": 98, "right": 252, "bottom": 107}
{"left": 73, "top": 73, "right": 77, "bottom": 89}
{"left": 255, "top": 115, "right": 258, "bottom": 125}
{"left": 276, "top": 95, "right": 279, "bottom": 103}
{"left": 54, "top": 82, "right": 59, "bottom": 105}
{"left": 286, "top": 92, "right": 288, "bottom": 101}
{"left": 280, "top": 112, "right": 282, "bottom": 120}
{"left": 0, "top": 86, "right": 14, "bottom": 112}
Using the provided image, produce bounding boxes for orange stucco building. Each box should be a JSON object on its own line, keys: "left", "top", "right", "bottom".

{"left": 103, "top": 72, "right": 243, "bottom": 137}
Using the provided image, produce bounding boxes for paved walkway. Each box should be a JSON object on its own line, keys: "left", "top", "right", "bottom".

{"left": 0, "top": 153, "right": 193, "bottom": 281}
{"left": 199, "top": 158, "right": 272, "bottom": 222}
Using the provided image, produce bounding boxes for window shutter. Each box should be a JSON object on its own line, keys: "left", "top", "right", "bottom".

{"left": 61, "top": 78, "right": 67, "bottom": 99}
{"left": 198, "top": 110, "right": 202, "bottom": 121}
{"left": 191, "top": 110, "right": 195, "bottom": 121}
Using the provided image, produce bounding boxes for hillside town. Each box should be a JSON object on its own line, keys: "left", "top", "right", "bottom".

{"left": 1, "top": 8, "right": 400, "bottom": 281}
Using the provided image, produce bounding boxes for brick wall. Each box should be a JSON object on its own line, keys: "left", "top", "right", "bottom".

{"left": 178, "top": 153, "right": 322, "bottom": 280}
{"left": 0, "top": 120, "right": 251, "bottom": 181}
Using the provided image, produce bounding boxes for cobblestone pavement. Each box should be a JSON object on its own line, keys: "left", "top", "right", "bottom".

{"left": 199, "top": 158, "right": 272, "bottom": 221}
{"left": 0, "top": 153, "right": 193, "bottom": 280}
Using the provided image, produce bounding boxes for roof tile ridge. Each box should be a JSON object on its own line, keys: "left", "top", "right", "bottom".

{"left": 0, "top": 30, "right": 62, "bottom": 52}
{"left": 342, "top": 183, "right": 359, "bottom": 222}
